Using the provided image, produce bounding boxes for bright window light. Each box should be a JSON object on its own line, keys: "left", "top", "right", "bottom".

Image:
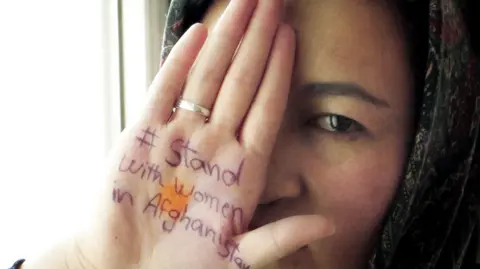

{"left": 0, "top": 0, "right": 122, "bottom": 265}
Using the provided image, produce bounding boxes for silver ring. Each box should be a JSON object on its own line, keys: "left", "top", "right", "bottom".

{"left": 174, "top": 99, "right": 211, "bottom": 117}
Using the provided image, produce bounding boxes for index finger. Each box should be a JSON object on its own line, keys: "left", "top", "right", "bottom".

{"left": 237, "top": 215, "right": 335, "bottom": 268}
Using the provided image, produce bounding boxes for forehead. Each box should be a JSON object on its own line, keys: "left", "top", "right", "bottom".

{"left": 203, "top": 0, "right": 411, "bottom": 111}
{"left": 284, "top": 0, "right": 410, "bottom": 105}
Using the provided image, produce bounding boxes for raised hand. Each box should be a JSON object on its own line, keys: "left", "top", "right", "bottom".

{"left": 76, "top": 1, "right": 335, "bottom": 269}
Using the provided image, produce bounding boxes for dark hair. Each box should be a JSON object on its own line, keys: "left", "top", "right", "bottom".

{"left": 395, "top": 0, "right": 429, "bottom": 127}
{"left": 182, "top": 0, "right": 215, "bottom": 30}
{"left": 462, "top": 0, "right": 480, "bottom": 57}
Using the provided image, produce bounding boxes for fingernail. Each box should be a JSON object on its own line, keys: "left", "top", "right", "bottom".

{"left": 320, "top": 218, "right": 336, "bottom": 237}
{"left": 326, "top": 223, "right": 336, "bottom": 236}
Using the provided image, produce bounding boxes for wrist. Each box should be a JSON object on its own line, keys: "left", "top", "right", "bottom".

{"left": 20, "top": 236, "right": 95, "bottom": 269}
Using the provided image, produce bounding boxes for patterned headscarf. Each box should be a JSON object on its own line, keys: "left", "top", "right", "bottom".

{"left": 160, "top": 1, "right": 480, "bottom": 268}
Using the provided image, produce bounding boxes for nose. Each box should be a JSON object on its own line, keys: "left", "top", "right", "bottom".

{"left": 260, "top": 127, "right": 304, "bottom": 205}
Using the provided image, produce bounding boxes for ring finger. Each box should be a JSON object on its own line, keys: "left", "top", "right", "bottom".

{"left": 172, "top": 0, "right": 257, "bottom": 124}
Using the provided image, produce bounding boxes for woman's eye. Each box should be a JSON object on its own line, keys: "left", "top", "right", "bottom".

{"left": 307, "top": 114, "right": 365, "bottom": 133}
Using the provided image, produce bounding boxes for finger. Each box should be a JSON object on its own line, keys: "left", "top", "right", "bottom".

{"left": 145, "top": 23, "right": 208, "bottom": 124}
{"left": 237, "top": 215, "right": 335, "bottom": 268}
{"left": 241, "top": 24, "right": 296, "bottom": 155}
{"left": 209, "top": 0, "right": 283, "bottom": 132}
{"left": 173, "top": 0, "right": 257, "bottom": 123}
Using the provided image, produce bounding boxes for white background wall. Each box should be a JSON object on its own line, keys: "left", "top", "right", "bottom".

{"left": 0, "top": 0, "right": 166, "bottom": 265}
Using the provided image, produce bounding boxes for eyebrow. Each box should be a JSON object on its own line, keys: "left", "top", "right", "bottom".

{"left": 302, "top": 82, "right": 391, "bottom": 108}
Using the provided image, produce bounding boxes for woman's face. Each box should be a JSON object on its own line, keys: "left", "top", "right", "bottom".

{"left": 203, "top": 0, "right": 413, "bottom": 268}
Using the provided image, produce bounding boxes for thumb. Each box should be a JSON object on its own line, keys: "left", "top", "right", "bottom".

{"left": 235, "top": 215, "right": 335, "bottom": 268}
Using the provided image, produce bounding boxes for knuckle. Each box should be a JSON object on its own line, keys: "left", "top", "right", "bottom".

{"left": 227, "top": 72, "right": 254, "bottom": 88}
{"left": 209, "top": 120, "right": 236, "bottom": 138}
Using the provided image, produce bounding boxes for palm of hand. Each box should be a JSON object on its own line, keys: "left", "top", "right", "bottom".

{"left": 105, "top": 123, "right": 261, "bottom": 269}
{"left": 75, "top": 0, "right": 334, "bottom": 268}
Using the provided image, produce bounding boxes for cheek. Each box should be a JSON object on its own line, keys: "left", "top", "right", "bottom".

{"left": 303, "top": 139, "right": 405, "bottom": 232}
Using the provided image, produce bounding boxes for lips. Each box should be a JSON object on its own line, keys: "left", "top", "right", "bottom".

{"left": 248, "top": 203, "right": 281, "bottom": 231}
{"left": 247, "top": 221, "right": 262, "bottom": 231}
{"left": 247, "top": 212, "right": 274, "bottom": 232}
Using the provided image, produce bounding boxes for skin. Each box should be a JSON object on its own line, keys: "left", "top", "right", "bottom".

{"left": 19, "top": 1, "right": 412, "bottom": 268}
{"left": 22, "top": 1, "right": 329, "bottom": 269}
{"left": 203, "top": 0, "right": 413, "bottom": 268}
